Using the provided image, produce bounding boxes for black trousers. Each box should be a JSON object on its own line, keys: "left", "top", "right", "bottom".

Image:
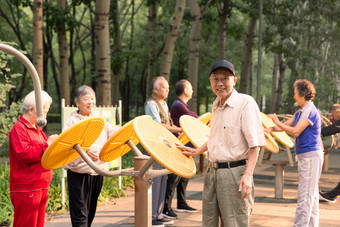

{"left": 67, "top": 170, "right": 103, "bottom": 227}
{"left": 164, "top": 173, "right": 189, "bottom": 211}
{"left": 333, "top": 182, "right": 340, "bottom": 193}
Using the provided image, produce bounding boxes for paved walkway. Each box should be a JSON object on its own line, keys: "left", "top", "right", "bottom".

{"left": 45, "top": 149, "right": 340, "bottom": 227}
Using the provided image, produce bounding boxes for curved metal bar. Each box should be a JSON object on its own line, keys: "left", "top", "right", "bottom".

{"left": 74, "top": 144, "right": 135, "bottom": 177}
{"left": 137, "top": 156, "right": 155, "bottom": 179}
{"left": 144, "top": 169, "right": 171, "bottom": 180}
{"left": 0, "top": 43, "right": 46, "bottom": 127}
{"left": 126, "top": 139, "right": 144, "bottom": 156}
{"left": 137, "top": 156, "right": 172, "bottom": 180}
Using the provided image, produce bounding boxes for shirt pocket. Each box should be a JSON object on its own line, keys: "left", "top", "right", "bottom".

{"left": 226, "top": 126, "right": 242, "bottom": 148}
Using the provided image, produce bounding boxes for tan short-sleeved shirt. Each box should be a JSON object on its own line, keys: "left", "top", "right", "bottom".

{"left": 207, "top": 89, "right": 266, "bottom": 162}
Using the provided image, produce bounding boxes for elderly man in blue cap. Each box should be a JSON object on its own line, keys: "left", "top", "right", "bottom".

{"left": 178, "top": 60, "right": 265, "bottom": 227}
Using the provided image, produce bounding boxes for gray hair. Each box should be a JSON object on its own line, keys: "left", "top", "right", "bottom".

{"left": 22, "top": 90, "right": 53, "bottom": 113}
{"left": 330, "top": 104, "right": 340, "bottom": 112}
{"left": 151, "top": 76, "right": 167, "bottom": 91}
{"left": 74, "top": 85, "right": 95, "bottom": 104}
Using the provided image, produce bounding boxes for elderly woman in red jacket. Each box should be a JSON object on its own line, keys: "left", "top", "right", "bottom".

{"left": 9, "top": 90, "right": 58, "bottom": 227}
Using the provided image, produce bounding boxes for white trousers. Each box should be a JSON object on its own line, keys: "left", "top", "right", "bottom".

{"left": 294, "top": 151, "right": 323, "bottom": 227}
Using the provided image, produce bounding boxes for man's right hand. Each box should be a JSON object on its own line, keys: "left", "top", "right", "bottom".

{"left": 176, "top": 143, "right": 200, "bottom": 157}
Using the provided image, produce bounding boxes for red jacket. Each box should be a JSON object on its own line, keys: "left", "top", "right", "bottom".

{"left": 9, "top": 116, "right": 53, "bottom": 192}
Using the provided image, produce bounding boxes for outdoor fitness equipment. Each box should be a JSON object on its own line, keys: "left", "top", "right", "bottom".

{"left": 179, "top": 115, "right": 210, "bottom": 156}
{"left": 42, "top": 115, "right": 196, "bottom": 227}
{"left": 178, "top": 112, "right": 211, "bottom": 147}
{"left": 260, "top": 112, "right": 294, "bottom": 148}
{"left": 259, "top": 112, "right": 296, "bottom": 198}
{"left": 0, "top": 43, "right": 46, "bottom": 127}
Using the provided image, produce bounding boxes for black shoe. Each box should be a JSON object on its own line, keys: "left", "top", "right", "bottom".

{"left": 152, "top": 219, "right": 165, "bottom": 227}
{"left": 176, "top": 204, "right": 197, "bottom": 213}
{"left": 157, "top": 218, "right": 174, "bottom": 225}
{"left": 162, "top": 209, "right": 178, "bottom": 219}
{"left": 319, "top": 190, "right": 337, "bottom": 203}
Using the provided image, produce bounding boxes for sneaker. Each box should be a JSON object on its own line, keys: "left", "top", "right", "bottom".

{"left": 152, "top": 220, "right": 165, "bottom": 227}
{"left": 319, "top": 190, "right": 337, "bottom": 203}
{"left": 176, "top": 203, "right": 197, "bottom": 213}
{"left": 157, "top": 218, "right": 174, "bottom": 225}
{"left": 162, "top": 209, "right": 178, "bottom": 219}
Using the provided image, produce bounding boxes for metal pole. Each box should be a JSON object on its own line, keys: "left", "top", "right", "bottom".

{"left": 134, "top": 156, "right": 152, "bottom": 227}
{"left": 0, "top": 43, "right": 46, "bottom": 127}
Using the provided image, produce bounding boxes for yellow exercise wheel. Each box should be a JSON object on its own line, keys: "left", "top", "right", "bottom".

{"left": 41, "top": 117, "right": 105, "bottom": 170}
{"left": 133, "top": 117, "right": 196, "bottom": 178}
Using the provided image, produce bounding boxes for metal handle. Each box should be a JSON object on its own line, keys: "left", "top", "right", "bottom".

{"left": 0, "top": 43, "right": 46, "bottom": 127}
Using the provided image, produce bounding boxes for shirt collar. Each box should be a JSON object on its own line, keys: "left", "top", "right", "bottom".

{"left": 212, "top": 89, "right": 238, "bottom": 110}
{"left": 18, "top": 115, "right": 37, "bottom": 130}
{"left": 176, "top": 97, "right": 187, "bottom": 106}
{"left": 298, "top": 101, "right": 313, "bottom": 113}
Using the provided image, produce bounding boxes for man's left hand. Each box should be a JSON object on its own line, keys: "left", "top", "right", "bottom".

{"left": 239, "top": 173, "right": 252, "bottom": 199}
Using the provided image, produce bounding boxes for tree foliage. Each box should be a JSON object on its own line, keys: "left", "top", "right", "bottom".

{"left": 0, "top": 0, "right": 339, "bottom": 118}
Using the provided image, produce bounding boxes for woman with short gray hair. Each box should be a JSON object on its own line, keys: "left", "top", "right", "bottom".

{"left": 63, "top": 85, "right": 117, "bottom": 227}
{"left": 9, "top": 90, "right": 58, "bottom": 227}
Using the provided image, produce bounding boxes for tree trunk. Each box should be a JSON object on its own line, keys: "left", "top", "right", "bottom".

{"left": 187, "top": 0, "right": 201, "bottom": 113}
{"left": 270, "top": 54, "right": 279, "bottom": 113}
{"left": 69, "top": 4, "right": 77, "bottom": 102}
{"left": 111, "top": 0, "right": 122, "bottom": 106}
{"left": 217, "top": 0, "right": 231, "bottom": 60}
{"left": 44, "top": 24, "right": 60, "bottom": 109}
{"left": 56, "top": 0, "right": 70, "bottom": 105}
{"left": 239, "top": 16, "right": 257, "bottom": 94}
{"left": 32, "top": 0, "right": 43, "bottom": 88}
{"left": 159, "top": 0, "right": 186, "bottom": 82}
{"left": 121, "top": 0, "right": 135, "bottom": 121}
{"left": 275, "top": 53, "right": 286, "bottom": 113}
{"left": 146, "top": 1, "right": 158, "bottom": 99}
{"left": 187, "top": 0, "right": 211, "bottom": 113}
{"left": 95, "top": 0, "right": 111, "bottom": 106}
{"left": 248, "top": 53, "right": 253, "bottom": 96}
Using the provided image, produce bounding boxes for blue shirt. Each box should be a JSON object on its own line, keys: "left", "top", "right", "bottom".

{"left": 293, "top": 102, "right": 322, "bottom": 154}
{"left": 144, "top": 100, "right": 169, "bottom": 123}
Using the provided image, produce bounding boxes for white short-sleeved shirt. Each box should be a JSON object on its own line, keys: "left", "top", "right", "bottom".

{"left": 207, "top": 89, "right": 266, "bottom": 162}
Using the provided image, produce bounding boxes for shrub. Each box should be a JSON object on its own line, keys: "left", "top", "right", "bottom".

{"left": 0, "top": 42, "right": 23, "bottom": 154}
{"left": 0, "top": 163, "right": 13, "bottom": 226}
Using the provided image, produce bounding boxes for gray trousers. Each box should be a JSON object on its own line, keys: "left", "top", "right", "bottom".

{"left": 152, "top": 174, "right": 167, "bottom": 220}
{"left": 203, "top": 165, "right": 254, "bottom": 227}
{"left": 294, "top": 151, "right": 323, "bottom": 227}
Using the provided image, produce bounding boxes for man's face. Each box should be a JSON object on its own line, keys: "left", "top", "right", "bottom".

{"left": 154, "top": 78, "right": 169, "bottom": 100}
{"left": 209, "top": 69, "right": 237, "bottom": 103}
{"left": 184, "top": 82, "right": 193, "bottom": 100}
{"left": 330, "top": 109, "right": 340, "bottom": 121}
